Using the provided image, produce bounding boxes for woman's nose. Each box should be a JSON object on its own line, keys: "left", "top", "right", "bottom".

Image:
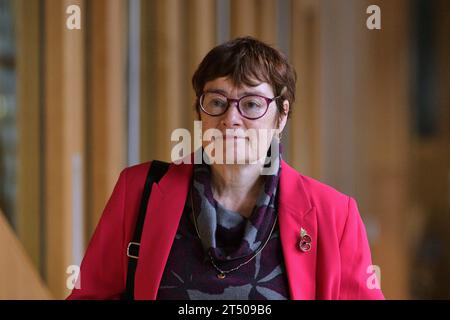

{"left": 221, "top": 100, "right": 243, "bottom": 126}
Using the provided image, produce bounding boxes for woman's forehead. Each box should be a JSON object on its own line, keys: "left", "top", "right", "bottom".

{"left": 204, "top": 77, "right": 274, "bottom": 96}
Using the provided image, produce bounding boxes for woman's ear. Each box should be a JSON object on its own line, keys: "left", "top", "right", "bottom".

{"left": 277, "top": 100, "right": 290, "bottom": 131}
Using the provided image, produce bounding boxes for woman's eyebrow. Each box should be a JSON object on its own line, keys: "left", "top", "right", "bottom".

{"left": 241, "top": 90, "right": 267, "bottom": 96}
{"left": 205, "top": 88, "right": 267, "bottom": 97}
{"left": 205, "top": 88, "right": 228, "bottom": 95}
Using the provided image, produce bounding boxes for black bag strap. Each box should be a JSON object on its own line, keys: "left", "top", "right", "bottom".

{"left": 122, "top": 160, "right": 170, "bottom": 300}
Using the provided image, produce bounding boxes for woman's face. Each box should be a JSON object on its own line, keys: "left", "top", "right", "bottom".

{"left": 199, "top": 76, "right": 289, "bottom": 165}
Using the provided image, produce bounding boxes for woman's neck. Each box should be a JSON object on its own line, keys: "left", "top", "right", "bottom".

{"left": 209, "top": 162, "right": 266, "bottom": 218}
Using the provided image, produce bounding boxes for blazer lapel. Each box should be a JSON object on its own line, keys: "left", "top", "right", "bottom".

{"left": 279, "top": 160, "right": 317, "bottom": 300}
{"left": 134, "top": 161, "right": 193, "bottom": 300}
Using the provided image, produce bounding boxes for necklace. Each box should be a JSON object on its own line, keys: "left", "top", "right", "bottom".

{"left": 190, "top": 190, "right": 278, "bottom": 279}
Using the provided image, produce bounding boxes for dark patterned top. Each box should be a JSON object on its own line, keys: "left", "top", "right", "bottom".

{"left": 156, "top": 188, "right": 290, "bottom": 300}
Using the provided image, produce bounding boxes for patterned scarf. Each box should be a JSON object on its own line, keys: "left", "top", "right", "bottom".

{"left": 190, "top": 145, "right": 281, "bottom": 268}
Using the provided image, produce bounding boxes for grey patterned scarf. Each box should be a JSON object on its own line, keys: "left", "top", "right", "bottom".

{"left": 190, "top": 146, "right": 281, "bottom": 265}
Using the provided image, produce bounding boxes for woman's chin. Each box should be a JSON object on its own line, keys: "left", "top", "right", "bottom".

{"left": 218, "top": 149, "right": 263, "bottom": 165}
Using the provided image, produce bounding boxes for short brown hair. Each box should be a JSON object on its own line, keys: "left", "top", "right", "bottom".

{"left": 192, "top": 36, "right": 297, "bottom": 119}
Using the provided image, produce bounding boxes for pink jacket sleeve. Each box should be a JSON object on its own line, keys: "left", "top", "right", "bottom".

{"left": 338, "top": 197, "right": 384, "bottom": 299}
{"left": 66, "top": 169, "right": 128, "bottom": 300}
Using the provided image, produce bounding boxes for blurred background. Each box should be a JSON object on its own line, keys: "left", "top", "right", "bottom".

{"left": 0, "top": 0, "right": 448, "bottom": 299}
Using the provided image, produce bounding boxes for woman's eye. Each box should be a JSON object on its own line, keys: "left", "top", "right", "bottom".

{"left": 212, "top": 99, "right": 226, "bottom": 107}
{"left": 244, "top": 100, "right": 262, "bottom": 109}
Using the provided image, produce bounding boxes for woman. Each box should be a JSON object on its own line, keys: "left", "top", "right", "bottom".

{"left": 68, "top": 37, "right": 384, "bottom": 300}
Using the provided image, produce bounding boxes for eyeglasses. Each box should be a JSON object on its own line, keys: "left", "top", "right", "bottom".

{"left": 199, "top": 91, "right": 281, "bottom": 120}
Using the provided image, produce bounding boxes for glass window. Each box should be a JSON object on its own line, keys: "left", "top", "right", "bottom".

{"left": 0, "top": 0, "right": 17, "bottom": 229}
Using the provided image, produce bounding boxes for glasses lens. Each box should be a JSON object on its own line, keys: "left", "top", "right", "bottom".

{"left": 239, "top": 96, "right": 267, "bottom": 119}
{"left": 201, "top": 93, "right": 228, "bottom": 115}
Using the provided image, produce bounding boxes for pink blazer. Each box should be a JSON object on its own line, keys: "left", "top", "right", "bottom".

{"left": 67, "top": 158, "right": 384, "bottom": 300}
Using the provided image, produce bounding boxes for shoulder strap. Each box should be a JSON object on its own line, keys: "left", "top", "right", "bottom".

{"left": 122, "top": 160, "right": 170, "bottom": 300}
